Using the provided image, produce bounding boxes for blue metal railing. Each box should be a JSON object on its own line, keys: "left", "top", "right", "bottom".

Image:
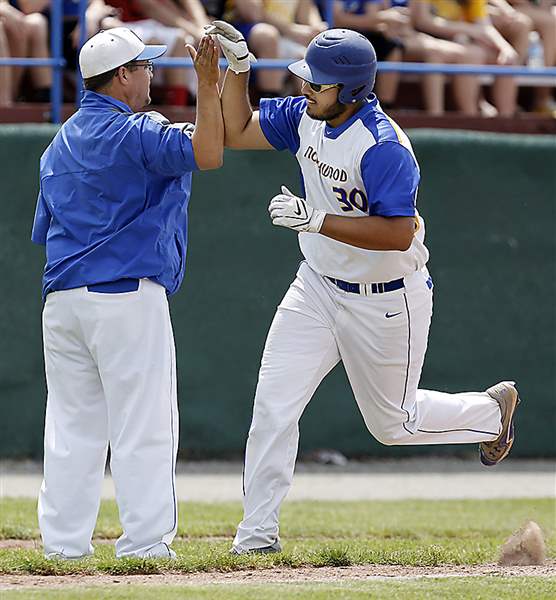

{"left": 50, "top": 0, "right": 64, "bottom": 124}
{"left": 76, "top": 0, "right": 88, "bottom": 105}
{"left": 0, "top": 0, "right": 554, "bottom": 124}
{"left": 156, "top": 57, "right": 556, "bottom": 79}
{"left": 0, "top": 0, "right": 79, "bottom": 123}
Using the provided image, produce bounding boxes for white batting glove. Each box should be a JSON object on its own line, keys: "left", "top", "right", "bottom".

{"left": 204, "top": 20, "right": 256, "bottom": 74}
{"left": 268, "top": 186, "right": 326, "bottom": 233}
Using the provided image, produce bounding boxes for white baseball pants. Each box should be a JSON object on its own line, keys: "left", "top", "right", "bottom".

{"left": 233, "top": 262, "right": 502, "bottom": 551}
{"left": 38, "top": 279, "right": 179, "bottom": 558}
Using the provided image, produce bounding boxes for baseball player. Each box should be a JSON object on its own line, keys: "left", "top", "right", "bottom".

{"left": 207, "top": 22, "right": 520, "bottom": 555}
{"left": 32, "top": 29, "right": 222, "bottom": 559}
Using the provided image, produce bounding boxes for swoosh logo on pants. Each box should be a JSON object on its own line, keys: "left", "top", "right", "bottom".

{"left": 385, "top": 311, "right": 402, "bottom": 319}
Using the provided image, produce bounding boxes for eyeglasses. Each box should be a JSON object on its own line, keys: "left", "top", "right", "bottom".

{"left": 125, "top": 60, "right": 154, "bottom": 73}
{"left": 306, "top": 81, "right": 338, "bottom": 93}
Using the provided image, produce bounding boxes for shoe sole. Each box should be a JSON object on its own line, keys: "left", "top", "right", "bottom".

{"left": 480, "top": 383, "right": 520, "bottom": 466}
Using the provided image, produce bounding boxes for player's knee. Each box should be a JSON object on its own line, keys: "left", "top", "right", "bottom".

{"left": 369, "top": 423, "right": 410, "bottom": 446}
{"left": 373, "top": 432, "right": 398, "bottom": 446}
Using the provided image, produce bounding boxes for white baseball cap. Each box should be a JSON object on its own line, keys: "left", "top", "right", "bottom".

{"left": 79, "top": 27, "right": 167, "bottom": 79}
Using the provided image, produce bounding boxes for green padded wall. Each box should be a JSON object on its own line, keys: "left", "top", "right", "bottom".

{"left": 0, "top": 126, "right": 554, "bottom": 458}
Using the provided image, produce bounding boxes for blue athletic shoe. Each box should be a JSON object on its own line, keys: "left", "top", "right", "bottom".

{"left": 479, "top": 381, "right": 520, "bottom": 467}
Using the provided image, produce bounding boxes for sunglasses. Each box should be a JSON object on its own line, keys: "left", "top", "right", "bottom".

{"left": 306, "top": 82, "right": 338, "bottom": 93}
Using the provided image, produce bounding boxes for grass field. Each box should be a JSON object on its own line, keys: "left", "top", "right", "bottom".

{"left": 1, "top": 497, "right": 555, "bottom": 598}
{"left": 3, "top": 578, "right": 556, "bottom": 599}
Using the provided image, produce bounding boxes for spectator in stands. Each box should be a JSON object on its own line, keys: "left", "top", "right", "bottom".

{"left": 14, "top": 1, "right": 122, "bottom": 100}
{"left": 171, "top": 0, "right": 211, "bottom": 43}
{"left": 332, "top": 0, "right": 403, "bottom": 109}
{"left": 223, "top": 0, "right": 327, "bottom": 98}
{"left": 508, "top": 0, "right": 556, "bottom": 114}
{"left": 411, "top": 0, "right": 520, "bottom": 117}
{"left": 0, "top": 19, "right": 12, "bottom": 106}
{"left": 105, "top": 0, "right": 210, "bottom": 105}
{"left": 261, "top": 0, "right": 327, "bottom": 56}
{"left": 0, "top": 0, "right": 52, "bottom": 101}
{"left": 488, "top": 0, "right": 532, "bottom": 64}
{"left": 331, "top": 1, "right": 498, "bottom": 116}
{"left": 386, "top": 0, "right": 499, "bottom": 116}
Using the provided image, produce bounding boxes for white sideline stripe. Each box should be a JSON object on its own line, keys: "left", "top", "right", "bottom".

{"left": 1, "top": 472, "right": 554, "bottom": 501}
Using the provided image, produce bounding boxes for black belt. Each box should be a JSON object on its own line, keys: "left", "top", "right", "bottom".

{"left": 326, "top": 276, "right": 405, "bottom": 295}
{"left": 87, "top": 278, "right": 140, "bottom": 293}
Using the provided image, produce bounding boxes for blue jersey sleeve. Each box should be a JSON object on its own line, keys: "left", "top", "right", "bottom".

{"left": 361, "top": 142, "right": 419, "bottom": 217}
{"left": 259, "top": 96, "right": 306, "bottom": 153}
{"left": 31, "top": 188, "right": 51, "bottom": 245}
{"left": 137, "top": 113, "right": 199, "bottom": 177}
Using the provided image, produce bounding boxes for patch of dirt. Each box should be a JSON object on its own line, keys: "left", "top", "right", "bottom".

{"left": 0, "top": 539, "right": 41, "bottom": 550}
{"left": 0, "top": 538, "right": 130, "bottom": 550}
{"left": 1, "top": 563, "right": 555, "bottom": 590}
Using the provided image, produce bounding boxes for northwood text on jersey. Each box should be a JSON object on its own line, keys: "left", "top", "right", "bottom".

{"left": 303, "top": 146, "right": 348, "bottom": 182}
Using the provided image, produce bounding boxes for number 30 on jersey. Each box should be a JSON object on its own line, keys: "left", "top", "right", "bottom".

{"left": 333, "top": 186, "right": 368, "bottom": 213}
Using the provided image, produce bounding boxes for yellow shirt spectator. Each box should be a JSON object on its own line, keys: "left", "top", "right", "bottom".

{"left": 264, "top": 0, "right": 297, "bottom": 22}
{"left": 224, "top": 0, "right": 299, "bottom": 23}
{"left": 428, "top": 0, "right": 487, "bottom": 23}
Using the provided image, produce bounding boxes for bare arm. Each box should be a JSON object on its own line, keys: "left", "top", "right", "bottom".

{"left": 188, "top": 36, "right": 224, "bottom": 169}
{"left": 475, "top": 17, "right": 519, "bottom": 60}
{"left": 135, "top": 0, "right": 198, "bottom": 37}
{"left": 296, "top": 0, "right": 327, "bottom": 27}
{"left": 176, "top": 0, "right": 210, "bottom": 29}
{"left": 320, "top": 215, "right": 415, "bottom": 251}
{"left": 220, "top": 69, "right": 274, "bottom": 149}
{"left": 333, "top": 0, "right": 382, "bottom": 30}
{"left": 270, "top": 190, "right": 416, "bottom": 249}
{"left": 410, "top": 0, "right": 476, "bottom": 39}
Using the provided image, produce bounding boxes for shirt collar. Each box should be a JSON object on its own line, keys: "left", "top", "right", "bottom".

{"left": 81, "top": 90, "right": 133, "bottom": 114}
{"left": 324, "top": 94, "right": 378, "bottom": 139}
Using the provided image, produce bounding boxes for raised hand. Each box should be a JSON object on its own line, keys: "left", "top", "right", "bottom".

{"left": 204, "top": 20, "right": 256, "bottom": 74}
{"left": 186, "top": 35, "right": 220, "bottom": 88}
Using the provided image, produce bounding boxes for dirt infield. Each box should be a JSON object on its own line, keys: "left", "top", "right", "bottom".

{"left": 1, "top": 563, "right": 555, "bottom": 591}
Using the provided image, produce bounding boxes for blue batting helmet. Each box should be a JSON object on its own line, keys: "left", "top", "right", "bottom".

{"left": 288, "top": 29, "right": 377, "bottom": 104}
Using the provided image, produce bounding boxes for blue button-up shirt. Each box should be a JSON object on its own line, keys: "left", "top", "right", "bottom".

{"left": 32, "top": 91, "right": 198, "bottom": 298}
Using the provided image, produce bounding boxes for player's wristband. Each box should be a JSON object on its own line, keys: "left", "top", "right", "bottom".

{"left": 227, "top": 57, "right": 251, "bottom": 74}
{"left": 309, "top": 209, "right": 326, "bottom": 234}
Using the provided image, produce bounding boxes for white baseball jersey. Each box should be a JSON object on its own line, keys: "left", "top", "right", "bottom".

{"left": 259, "top": 95, "right": 429, "bottom": 283}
